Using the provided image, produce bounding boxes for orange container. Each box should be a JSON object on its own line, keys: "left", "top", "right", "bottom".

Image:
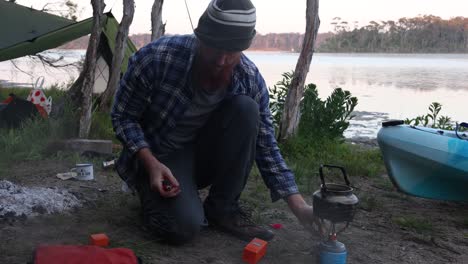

{"left": 242, "top": 238, "right": 268, "bottom": 264}
{"left": 89, "top": 233, "right": 109, "bottom": 247}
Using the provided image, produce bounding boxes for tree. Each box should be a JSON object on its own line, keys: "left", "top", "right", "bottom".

{"left": 77, "top": 0, "right": 105, "bottom": 138}
{"left": 151, "top": 0, "right": 165, "bottom": 41}
{"left": 278, "top": 0, "right": 320, "bottom": 141}
{"left": 98, "top": 0, "right": 135, "bottom": 112}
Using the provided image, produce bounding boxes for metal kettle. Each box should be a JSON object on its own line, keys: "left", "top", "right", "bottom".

{"left": 312, "top": 165, "right": 359, "bottom": 224}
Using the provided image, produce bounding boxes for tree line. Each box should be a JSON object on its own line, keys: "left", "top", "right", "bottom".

{"left": 59, "top": 33, "right": 333, "bottom": 52}
{"left": 319, "top": 15, "right": 468, "bottom": 53}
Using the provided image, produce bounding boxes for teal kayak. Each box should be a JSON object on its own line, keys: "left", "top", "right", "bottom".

{"left": 377, "top": 121, "right": 468, "bottom": 201}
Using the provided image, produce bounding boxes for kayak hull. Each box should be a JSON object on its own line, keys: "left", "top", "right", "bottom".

{"left": 377, "top": 124, "right": 468, "bottom": 201}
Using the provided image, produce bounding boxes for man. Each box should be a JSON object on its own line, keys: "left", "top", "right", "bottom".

{"left": 111, "top": 0, "right": 314, "bottom": 245}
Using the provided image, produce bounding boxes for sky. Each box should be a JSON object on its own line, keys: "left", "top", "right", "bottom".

{"left": 15, "top": 0, "right": 468, "bottom": 34}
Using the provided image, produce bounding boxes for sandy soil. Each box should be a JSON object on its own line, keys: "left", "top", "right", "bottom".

{"left": 0, "top": 158, "right": 467, "bottom": 264}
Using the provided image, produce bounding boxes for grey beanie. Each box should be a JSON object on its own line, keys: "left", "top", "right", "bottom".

{"left": 194, "top": 0, "right": 257, "bottom": 51}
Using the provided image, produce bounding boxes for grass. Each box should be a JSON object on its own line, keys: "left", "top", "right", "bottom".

{"left": 458, "top": 214, "right": 468, "bottom": 229}
{"left": 0, "top": 84, "right": 69, "bottom": 102}
{"left": 280, "top": 137, "right": 385, "bottom": 194}
{"left": 393, "top": 216, "right": 434, "bottom": 234}
{"left": 359, "top": 194, "right": 381, "bottom": 211}
{"left": 0, "top": 87, "right": 118, "bottom": 175}
{"left": 373, "top": 176, "right": 395, "bottom": 191}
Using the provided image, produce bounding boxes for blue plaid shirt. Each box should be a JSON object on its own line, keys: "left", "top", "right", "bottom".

{"left": 111, "top": 34, "right": 298, "bottom": 202}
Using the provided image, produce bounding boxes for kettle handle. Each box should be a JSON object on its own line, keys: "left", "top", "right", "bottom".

{"left": 319, "top": 164, "right": 351, "bottom": 189}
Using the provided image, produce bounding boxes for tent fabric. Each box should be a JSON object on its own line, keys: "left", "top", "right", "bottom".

{"left": 0, "top": 1, "right": 73, "bottom": 49}
{"left": 0, "top": 2, "right": 137, "bottom": 73}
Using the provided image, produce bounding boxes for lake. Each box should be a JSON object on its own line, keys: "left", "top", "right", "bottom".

{"left": 1, "top": 51, "right": 467, "bottom": 138}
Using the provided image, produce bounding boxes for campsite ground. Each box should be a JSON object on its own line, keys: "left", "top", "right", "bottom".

{"left": 1, "top": 154, "right": 467, "bottom": 264}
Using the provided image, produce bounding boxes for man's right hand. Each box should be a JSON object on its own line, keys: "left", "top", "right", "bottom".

{"left": 137, "top": 148, "right": 180, "bottom": 198}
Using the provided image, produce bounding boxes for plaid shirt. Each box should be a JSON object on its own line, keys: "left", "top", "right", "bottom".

{"left": 111, "top": 35, "right": 298, "bottom": 202}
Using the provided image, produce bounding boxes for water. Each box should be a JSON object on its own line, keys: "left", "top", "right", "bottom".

{"left": 249, "top": 52, "right": 468, "bottom": 138}
{"left": 1, "top": 51, "right": 467, "bottom": 138}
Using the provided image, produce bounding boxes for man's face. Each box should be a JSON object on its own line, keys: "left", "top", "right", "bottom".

{"left": 197, "top": 42, "right": 242, "bottom": 75}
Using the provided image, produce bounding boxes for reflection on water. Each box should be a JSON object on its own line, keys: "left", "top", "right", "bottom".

{"left": 1, "top": 51, "right": 467, "bottom": 138}
{"left": 248, "top": 52, "right": 468, "bottom": 137}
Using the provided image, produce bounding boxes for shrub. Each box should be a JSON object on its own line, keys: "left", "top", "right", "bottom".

{"left": 268, "top": 71, "right": 358, "bottom": 141}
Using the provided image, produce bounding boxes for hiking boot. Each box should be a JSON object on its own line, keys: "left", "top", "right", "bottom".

{"left": 206, "top": 207, "right": 275, "bottom": 242}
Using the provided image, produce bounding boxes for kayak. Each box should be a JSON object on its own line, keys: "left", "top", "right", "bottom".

{"left": 377, "top": 120, "right": 468, "bottom": 201}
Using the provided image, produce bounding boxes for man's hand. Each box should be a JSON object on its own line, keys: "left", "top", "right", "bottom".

{"left": 286, "top": 194, "right": 318, "bottom": 234}
{"left": 137, "top": 148, "right": 180, "bottom": 198}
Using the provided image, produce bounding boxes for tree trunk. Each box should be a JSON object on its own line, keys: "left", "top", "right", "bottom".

{"left": 151, "top": 0, "right": 165, "bottom": 41}
{"left": 98, "top": 0, "right": 135, "bottom": 112}
{"left": 278, "top": 0, "right": 320, "bottom": 141}
{"left": 78, "top": 0, "right": 105, "bottom": 138}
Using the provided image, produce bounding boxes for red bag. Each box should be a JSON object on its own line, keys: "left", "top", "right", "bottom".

{"left": 34, "top": 245, "right": 139, "bottom": 264}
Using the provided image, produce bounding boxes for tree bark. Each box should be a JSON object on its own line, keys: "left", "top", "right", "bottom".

{"left": 98, "top": 0, "right": 135, "bottom": 112}
{"left": 78, "top": 0, "right": 105, "bottom": 138}
{"left": 278, "top": 0, "right": 320, "bottom": 141}
{"left": 151, "top": 0, "right": 165, "bottom": 41}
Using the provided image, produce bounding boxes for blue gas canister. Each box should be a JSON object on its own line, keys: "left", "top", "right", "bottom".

{"left": 318, "top": 237, "right": 347, "bottom": 264}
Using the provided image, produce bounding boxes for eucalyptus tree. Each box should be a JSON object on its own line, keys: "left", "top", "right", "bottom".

{"left": 77, "top": 0, "right": 105, "bottom": 138}
{"left": 278, "top": 0, "right": 320, "bottom": 141}
{"left": 151, "top": 0, "right": 165, "bottom": 40}
{"left": 98, "top": 0, "right": 135, "bottom": 112}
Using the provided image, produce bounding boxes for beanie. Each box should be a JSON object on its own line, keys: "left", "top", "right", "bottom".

{"left": 194, "top": 0, "right": 256, "bottom": 51}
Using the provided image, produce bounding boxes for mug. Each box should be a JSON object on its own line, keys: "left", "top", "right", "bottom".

{"left": 71, "top": 163, "right": 94, "bottom": 180}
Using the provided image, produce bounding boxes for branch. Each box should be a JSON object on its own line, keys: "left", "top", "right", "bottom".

{"left": 33, "top": 54, "right": 80, "bottom": 69}
{"left": 41, "top": 2, "right": 63, "bottom": 11}
{"left": 10, "top": 60, "right": 33, "bottom": 77}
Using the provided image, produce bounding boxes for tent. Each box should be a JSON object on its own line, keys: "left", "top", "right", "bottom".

{"left": 0, "top": 1, "right": 138, "bottom": 93}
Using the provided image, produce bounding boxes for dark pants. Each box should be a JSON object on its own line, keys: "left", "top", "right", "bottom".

{"left": 135, "top": 95, "right": 259, "bottom": 245}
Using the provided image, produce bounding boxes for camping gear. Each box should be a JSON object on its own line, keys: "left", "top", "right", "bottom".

{"left": 0, "top": 94, "right": 40, "bottom": 128}
{"left": 0, "top": 1, "right": 137, "bottom": 94}
{"left": 89, "top": 233, "right": 109, "bottom": 247}
{"left": 312, "top": 165, "right": 359, "bottom": 228}
{"left": 242, "top": 238, "right": 268, "bottom": 264}
{"left": 103, "top": 159, "right": 116, "bottom": 169}
{"left": 377, "top": 120, "right": 468, "bottom": 201}
{"left": 27, "top": 76, "right": 52, "bottom": 115}
{"left": 33, "top": 245, "right": 140, "bottom": 264}
{"left": 70, "top": 163, "right": 94, "bottom": 181}
{"left": 312, "top": 165, "right": 359, "bottom": 264}
{"left": 318, "top": 235, "right": 347, "bottom": 264}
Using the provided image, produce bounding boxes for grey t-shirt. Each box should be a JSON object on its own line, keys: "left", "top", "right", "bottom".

{"left": 158, "top": 85, "right": 226, "bottom": 154}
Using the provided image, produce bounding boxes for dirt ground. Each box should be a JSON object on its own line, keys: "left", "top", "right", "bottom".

{"left": 1, "top": 158, "right": 467, "bottom": 264}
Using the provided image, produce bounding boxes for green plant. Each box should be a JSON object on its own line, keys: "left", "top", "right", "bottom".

{"left": 268, "top": 71, "right": 292, "bottom": 128}
{"left": 89, "top": 111, "right": 117, "bottom": 142}
{"left": 299, "top": 85, "right": 358, "bottom": 140}
{"left": 393, "top": 216, "right": 434, "bottom": 234}
{"left": 359, "top": 194, "right": 380, "bottom": 211}
{"left": 404, "top": 102, "right": 460, "bottom": 130}
{"left": 281, "top": 137, "right": 385, "bottom": 192}
{"left": 268, "top": 71, "right": 358, "bottom": 141}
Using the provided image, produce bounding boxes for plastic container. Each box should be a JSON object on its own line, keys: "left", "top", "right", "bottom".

{"left": 318, "top": 238, "right": 347, "bottom": 264}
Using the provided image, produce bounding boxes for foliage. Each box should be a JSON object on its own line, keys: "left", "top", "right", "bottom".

{"left": 280, "top": 137, "right": 385, "bottom": 192}
{"left": 0, "top": 87, "right": 117, "bottom": 171}
{"left": 404, "top": 102, "right": 463, "bottom": 131}
{"left": 268, "top": 71, "right": 358, "bottom": 140}
{"left": 89, "top": 110, "right": 118, "bottom": 143}
{"left": 319, "top": 15, "right": 468, "bottom": 53}
{"left": 299, "top": 85, "right": 358, "bottom": 140}
{"left": 393, "top": 216, "right": 434, "bottom": 234}
{"left": 268, "top": 73, "right": 378, "bottom": 192}
{"left": 268, "top": 71, "right": 292, "bottom": 128}
{"left": 0, "top": 102, "right": 77, "bottom": 168}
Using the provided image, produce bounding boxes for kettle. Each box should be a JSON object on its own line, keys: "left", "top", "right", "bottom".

{"left": 312, "top": 165, "right": 359, "bottom": 224}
